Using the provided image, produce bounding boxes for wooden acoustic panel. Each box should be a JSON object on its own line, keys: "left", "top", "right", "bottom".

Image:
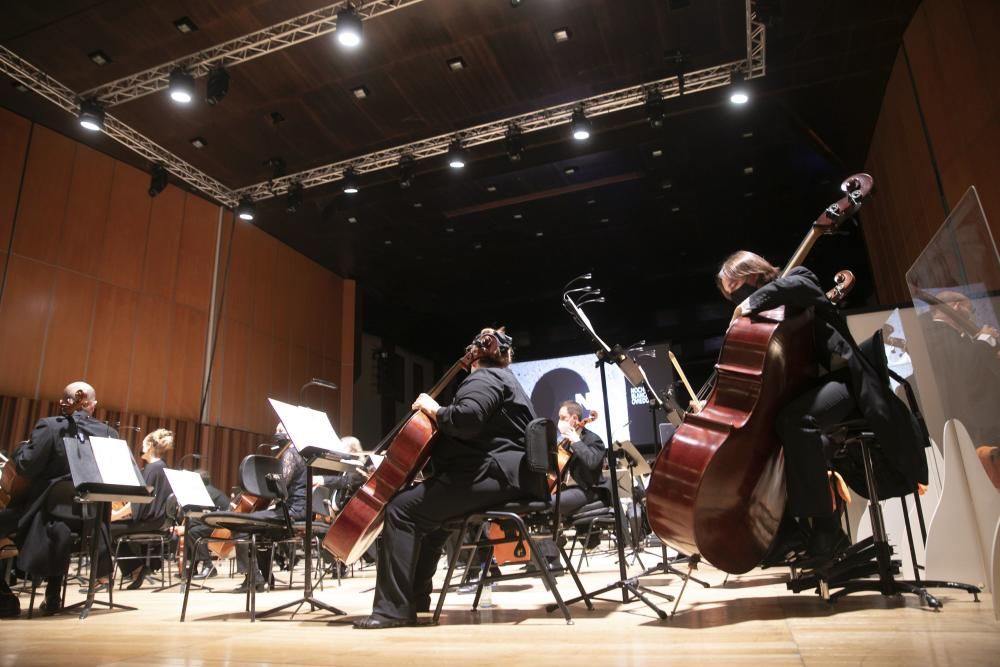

{"left": 86, "top": 281, "right": 138, "bottom": 410}
{"left": 98, "top": 161, "right": 151, "bottom": 291}
{"left": 11, "top": 125, "right": 75, "bottom": 265}
{"left": 0, "top": 109, "right": 30, "bottom": 254}
{"left": 0, "top": 255, "right": 54, "bottom": 397}
{"left": 39, "top": 267, "right": 98, "bottom": 393}
{"left": 142, "top": 185, "right": 186, "bottom": 301}
{"left": 174, "top": 193, "right": 218, "bottom": 313}
{"left": 58, "top": 144, "right": 114, "bottom": 277}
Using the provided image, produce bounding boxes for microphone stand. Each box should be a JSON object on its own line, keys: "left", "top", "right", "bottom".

{"left": 547, "top": 275, "right": 670, "bottom": 619}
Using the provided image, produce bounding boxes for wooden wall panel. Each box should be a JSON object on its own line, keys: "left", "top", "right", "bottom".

{"left": 98, "top": 162, "right": 151, "bottom": 291}
{"left": 174, "top": 193, "right": 218, "bottom": 313}
{"left": 128, "top": 295, "right": 173, "bottom": 416}
{"left": 142, "top": 185, "right": 185, "bottom": 301}
{"left": 86, "top": 282, "right": 138, "bottom": 409}
{"left": 59, "top": 145, "right": 114, "bottom": 276}
{"left": 245, "top": 328, "right": 272, "bottom": 435}
{"left": 0, "top": 255, "right": 54, "bottom": 397}
{"left": 222, "top": 221, "right": 254, "bottom": 325}
{"left": 218, "top": 318, "right": 250, "bottom": 428}
{"left": 39, "top": 267, "right": 98, "bottom": 393}
{"left": 11, "top": 126, "right": 75, "bottom": 265}
{"left": 166, "top": 303, "right": 207, "bottom": 422}
{"left": 0, "top": 109, "right": 31, "bottom": 255}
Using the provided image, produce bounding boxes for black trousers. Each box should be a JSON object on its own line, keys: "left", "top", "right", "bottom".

{"left": 234, "top": 508, "right": 295, "bottom": 577}
{"left": 184, "top": 519, "right": 215, "bottom": 571}
{"left": 776, "top": 368, "right": 860, "bottom": 518}
{"left": 372, "top": 475, "right": 528, "bottom": 621}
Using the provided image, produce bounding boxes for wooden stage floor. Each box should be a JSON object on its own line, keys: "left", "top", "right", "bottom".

{"left": 0, "top": 549, "right": 996, "bottom": 667}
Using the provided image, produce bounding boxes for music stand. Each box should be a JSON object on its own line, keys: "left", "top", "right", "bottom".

{"left": 155, "top": 468, "right": 217, "bottom": 593}
{"left": 257, "top": 399, "right": 357, "bottom": 619}
{"left": 63, "top": 436, "right": 154, "bottom": 619}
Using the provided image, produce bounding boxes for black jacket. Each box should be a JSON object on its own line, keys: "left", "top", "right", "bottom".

{"left": 744, "top": 267, "right": 929, "bottom": 496}
{"left": 431, "top": 366, "right": 538, "bottom": 488}
{"left": 566, "top": 428, "right": 606, "bottom": 491}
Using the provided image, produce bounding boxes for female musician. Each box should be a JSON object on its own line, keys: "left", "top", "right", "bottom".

{"left": 717, "top": 251, "right": 928, "bottom": 559}
{"left": 353, "top": 327, "right": 539, "bottom": 629}
{"left": 110, "top": 428, "right": 175, "bottom": 589}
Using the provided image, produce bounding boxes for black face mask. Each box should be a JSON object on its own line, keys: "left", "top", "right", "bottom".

{"left": 728, "top": 283, "right": 757, "bottom": 305}
{"left": 273, "top": 434, "right": 290, "bottom": 447}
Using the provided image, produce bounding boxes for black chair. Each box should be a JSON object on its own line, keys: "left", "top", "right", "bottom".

{"left": 433, "top": 418, "right": 593, "bottom": 625}
{"left": 787, "top": 332, "right": 982, "bottom": 608}
{"left": 180, "top": 455, "right": 296, "bottom": 622}
{"left": 111, "top": 500, "right": 176, "bottom": 591}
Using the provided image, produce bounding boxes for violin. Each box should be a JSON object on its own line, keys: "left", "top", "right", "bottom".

{"left": 548, "top": 410, "right": 598, "bottom": 493}
{"left": 645, "top": 174, "right": 873, "bottom": 574}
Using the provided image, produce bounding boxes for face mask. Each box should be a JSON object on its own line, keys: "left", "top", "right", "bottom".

{"left": 274, "top": 434, "right": 290, "bottom": 447}
{"left": 728, "top": 283, "right": 757, "bottom": 305}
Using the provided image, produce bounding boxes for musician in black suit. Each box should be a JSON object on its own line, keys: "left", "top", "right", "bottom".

{"left": 555, "top": 400, "right": 608, "bottom": 517}
{"left": 180, "top": 469, "right": 230, "bottom": 580}
{"left": 0, "top": 381, "right": 118, "bottom": 617}
{"left": 718, "top": 251, "right": 928, "bottom": 559}
{"left": 353, "top": 327, "right": 540, "bottom": 629}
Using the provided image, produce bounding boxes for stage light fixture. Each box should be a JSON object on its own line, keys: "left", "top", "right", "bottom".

{"left": 88, "top": 50, "right": 111, "bottom": 66}
{"left": 286, "top": 182, "right": 304, "bottom": 213}
{"left": 169, "top": 68, "right": 195, "bottom": 104}
{"left": 190, "top": 136, "right": 207, "bottom": 149}
{"left": 336, "top": 8, "right": 363, "bottom": 48}
{"left": 205, "top": 67, "right": 229, "bottom": 105}
{"left": 398, "top": 155, "right": 416, "bottom": 189}
{"left": 342, "top": 168, "right": 359, "bottom": 194}
{"left": 570, "top": 106, "right": 591, "bottom": 141}
{"left": 645, "top": 89, "right": 666, "bottom": 129}
{"left": 236, "top": 196, "right": 256, "bottom": 221}
{"left": 173, "top": 16, "right": 199, "bottom": 33}
{"left": 447, "top": 140, "right": 467, "bottom": 169}
{"left": 505, "top": 125, "right": 524, "bottom": 162}
{"left": 77, "top": 99, "right": 105, "bottom": 131}
{"left": 729, "top": 68, "right": 749, "bottom": 105}
{"left": 148, "top": 164, "right": 167, "bottom": 197}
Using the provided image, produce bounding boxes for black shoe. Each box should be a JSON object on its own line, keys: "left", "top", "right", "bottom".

{"left": 583, "top": 532, "right": 603, "bottom": 551}
{"left": 125, "top": 567, "right": 149, "bottom": 590}
{"left": 0, "top": 593, "right": 19, "bottom": 619}
{"left": 806, "top": 526, "right": 850, "bottom": 561}
{"left": 231, "top": 576, "right": 267, "bottom": 594}
{"left": 41, "top": 592, "right": 62, "bottom": 616}
{"left": 78, "top": 581, "right": 109, "bottom": 595}
{"left": 192, "top": 565, "right": 218, "bottom": 580}
{"left": 352, "top": 613, "right": 412, "bottom": 629}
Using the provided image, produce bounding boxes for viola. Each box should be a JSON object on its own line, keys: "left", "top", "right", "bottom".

{"left": 321, "top": 333, "right": 508, "bottom": 564}
{"left": 548, "top": 410, "right": 598, "bottom": 493}
{"left": 645, "top": 174, "right": 873, "bottom": 574}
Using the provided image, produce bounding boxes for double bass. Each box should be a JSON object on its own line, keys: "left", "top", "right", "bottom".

{"left": 322, "top": 334, "right": 502, "bottom": 564}
{"left": 645, "top": 174, "right": 873, "bottom": 574}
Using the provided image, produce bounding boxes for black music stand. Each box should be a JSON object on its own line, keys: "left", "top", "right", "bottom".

{"left": 63, "top": 436, "right": 154, "bottom": 619}
{"left": 155, "top": 468, "right": 217, "bottom": 593}
{"left": 548, "top": 277, "right": 671, "bottom": 619}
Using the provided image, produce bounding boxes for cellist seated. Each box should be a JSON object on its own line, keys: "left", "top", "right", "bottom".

{"left": 717, "top": 251, "right": 929, "bottom": 562}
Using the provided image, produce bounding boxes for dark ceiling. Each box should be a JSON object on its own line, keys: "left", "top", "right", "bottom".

{"left": 1, "top": 0, "right": 920, "bottom": 381}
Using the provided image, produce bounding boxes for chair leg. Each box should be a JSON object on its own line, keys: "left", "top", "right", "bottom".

{"left": 248, "top": 535, "right": 257, "bottom": 622}
{"left": 180, "top": 536, "right": 201, "bottom": 622}
{"left": 434, "top": 519, "right": 476, "bottom": 624}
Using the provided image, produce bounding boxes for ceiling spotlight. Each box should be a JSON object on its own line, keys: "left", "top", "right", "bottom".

{"left": 645, "top": 89, "right": 666, "bottom": 129}
{"left": 552, "top": 28, "right": 571, "bottom": 43}
{"left": 398, "top": 155, "right": 416, "bottom": 189}
{"left": 173, "top": 16, "right": 199, "bottom": 33}
{"left": 351, "top": 85, "right": 369, "bottom": 99}
{"left": 148, "top": 164, "right": 167, "bottom": 197}
{"left": 190, "top": 136, "right": 207, "bottom": 149}
{"left": 505, "top": 125, "right": 524, "bottom": 162}
{"left": 168, "top": 68, "right": 195, "bottom": 104}
{"left": 729, "top": 68, "right": 749, "bottom": 105}
{"left": 77, "top": 99, "right": 105, "bottom": 131}
{"left": 88, "top": 50, "right": 111, "bottom": 66}
{"left": 336, "top": 8, "right": 363, "bottom": 48}
{"left": 342, "top": 168, "right": 359, "bottom": 194}
{"left": 511, "top": 0, "right": 523, "bottom": 6}
{"left": 286, "top": 182, "right": 304, "bottom": 213}
{"left": 235, "top": 196, "right": 256, "bottom": 221}
{"left": 570, "top": 106, "right": 591, "bottom": 141}
{"left": 205, "top": 67, "right": 229, "bottom": 105}
{"left": 446, "top": 57, "right": 466, "bottom": 71}
{"left": 447, "top": 140, "right": 467, "bottom": 169}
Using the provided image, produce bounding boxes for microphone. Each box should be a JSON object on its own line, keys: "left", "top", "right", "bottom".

{"left": 302, "top": 378, "right": 338, "bottom": 391}
{"left": 115, "top": 423, "right": 143, "bottom": 433}
{"left": 257, "top": 443, "right": 278, "bottom": 453}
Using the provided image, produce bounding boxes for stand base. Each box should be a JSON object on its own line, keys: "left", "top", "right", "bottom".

{"left": 545, "top": 576, "right": 671, "bottom": 620}
{"left": 62, "top": 597, "right": 137, "bottom": 620}
{"left": 257, "top": 595, "right": 346, "bottom": 619}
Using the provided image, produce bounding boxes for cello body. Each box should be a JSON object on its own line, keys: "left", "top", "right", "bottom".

{"left": 647, "top": 307, "right": 816, "bottom": 573}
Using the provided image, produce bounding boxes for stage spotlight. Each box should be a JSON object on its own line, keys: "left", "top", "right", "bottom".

{"left": 205, "top": 67, "right": 229, "bottom": 105}
{"left": 148, "top": 164, "right": 168, "bottom": 197}
{"left": 505, "top": 125, "right": 524, "bottom": 162}
{"left": 236, "top": 196, "right": 255, "bottom": 221}
{"left": 729, "top": 68, "right": 749, "bottom": 105}
{"left": 169, "top": 68, "right": 195, "bottom": 104}
{"left": 342, "top": 168, "right": 359, "bottom": 194}
{"left": 398, "top": 155, "right": 416, "bottom": 189}
{"left": 570, "top": 106, "right": 591, "bottom": 141}
{"left": 336, "top": 8, "right": 363, "bottom": 48}
{"left": 285, "top": 182, "right": 304, "bottom": 213}
{"left": 447, "top": 140, "right": 467, "bottom": 169}
{"left": 77, "top": 99, "right": 105, "bottom": 131}
{"left": 645, "top": 89, "right": 666, "bottom": 129}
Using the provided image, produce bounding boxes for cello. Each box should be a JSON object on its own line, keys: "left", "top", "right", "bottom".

{"left": 322, "top": 335, "right": 499, "bottom": 564}
{"left": 645, "top": 174, "right": 873, "bottom": 574}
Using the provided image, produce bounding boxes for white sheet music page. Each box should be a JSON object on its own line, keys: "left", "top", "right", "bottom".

{"left": 268, "top": 398, "right": 345, "bottom": 454}
{"left": 89, "top": 436, "right": 144, "bottom": 486}
{"left": 163, "top": 468, "right": 214, "bottom": 510}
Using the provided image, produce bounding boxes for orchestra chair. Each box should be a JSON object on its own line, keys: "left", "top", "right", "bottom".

{"left": 433, "top": 418, "right": 593, "bottom": 625}
{"left": 111, "top": 495, "right": 177, "bottom": 591}
{"left": 564, "top": 501, "right": 616, "bottom": 571}
{"left": 787, "top": 331, "right": 982, "bottom": 608}
{"left": 180, "top": 455, "right": 297, "bottom": 622}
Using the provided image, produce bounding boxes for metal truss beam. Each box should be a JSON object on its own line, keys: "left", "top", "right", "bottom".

{"left": 1, "top": 45, "right": 237, "bottom": 206}
{"left": 82, "top": 0, "right": 425, "bottom": 107}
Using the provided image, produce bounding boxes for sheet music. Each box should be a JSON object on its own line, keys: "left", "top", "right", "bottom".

{"left": 366, "top": 453, "right": 385, "bottom": 470}
{"left": 89, "top": 436, "right": 144, "bottom": 486}
{"left": 269, "top": 398, "right": 345, "bottom": 453}
{"left": 163, "top": 468, "right": 214, "bottom": 510}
